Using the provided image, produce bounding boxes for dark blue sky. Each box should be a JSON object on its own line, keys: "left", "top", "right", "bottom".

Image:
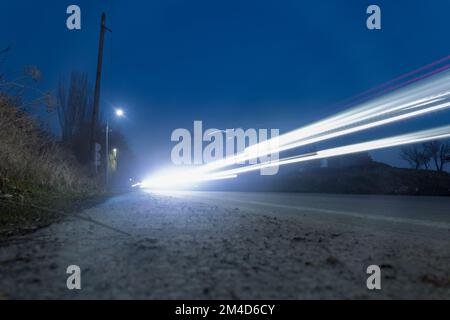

{"left": 1, "top": 0, "right": 450, "bottom": 172}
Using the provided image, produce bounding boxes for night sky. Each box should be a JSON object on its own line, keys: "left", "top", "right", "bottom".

{"left": 1, "top": 0, "right": 450, "bottom": 175}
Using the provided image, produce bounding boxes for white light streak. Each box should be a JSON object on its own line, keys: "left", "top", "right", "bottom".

{"left": 209, "top": 125, "right": 450, "bottom": 177}
{"left": 139, "top": 169, "right": 237, "bottom": 190}
{"left": 139, "top": 69, "right": 450, "bottom": 190}
{"left": 189, "top": 70, "right": 450, "bottom": 175}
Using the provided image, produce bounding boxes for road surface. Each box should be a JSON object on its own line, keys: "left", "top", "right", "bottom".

{"left": 0, "top": 191, "right": 449, "bottom": 299}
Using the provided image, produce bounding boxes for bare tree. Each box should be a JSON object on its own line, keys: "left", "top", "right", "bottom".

{"left": 0, "top": 63, "right": 54, "bottom": 113}
{"left": 400, "top": 145, "right": 431, "bottom": 169}
{"left": 422, "top": 141, "right": 450, "bottom": 171}
{"left": 57, "top": 72, "right": 91, "bottom": 144}
{"left": 436, "top": 142, "right": 450, "bottom": 171}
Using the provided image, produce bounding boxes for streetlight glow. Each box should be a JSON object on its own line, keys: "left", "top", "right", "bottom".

{"left": 115, "top": 108, "right": 125, "bottom": 117}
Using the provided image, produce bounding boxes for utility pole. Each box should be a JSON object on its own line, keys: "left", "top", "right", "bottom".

{"left": 89, "top": 12, "right": 111, "bottom": 172}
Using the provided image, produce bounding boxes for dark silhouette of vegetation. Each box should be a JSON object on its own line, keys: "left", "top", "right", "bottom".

{"left": 0, "top": 56, "right": 102, "bottom": 237}
{"left": 0, "top": 94, "right": 95, "bottom": 191}
{"left": 0, "top": 65, "right": 97, "bottom": 195}
{"left": 57, "top": 71, "right": 98, "bottom": 164}
{"left": 423, "top": 141, "right": 450, "bottom": 172}
{"left": 57, "top": 73, "right": 90, "bottom": 143}
{"left": 56, "top": 71, "right": 136, "bottom": 184}
{"left": 400, "top": 145, "right": 430, "bottom": 169}
{"left": 400, "top": 141, "right": 450, "bottom": 171}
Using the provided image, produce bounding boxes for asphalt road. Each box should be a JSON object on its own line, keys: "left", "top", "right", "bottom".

{"left": 172, "top": 191, "right": 450, "bottom": 237}
{"left": 0, "top": 191, "right": 449, "bottom": 299}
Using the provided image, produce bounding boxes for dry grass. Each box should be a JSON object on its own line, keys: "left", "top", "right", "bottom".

{"left": 0, "top": 94, "right": 98, "bottom": 195}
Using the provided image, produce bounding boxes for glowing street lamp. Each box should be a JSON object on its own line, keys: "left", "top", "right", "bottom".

{"left": 105, "top": 108, "right": 125, "bottom": 188}
{"left": 115, "top": 108, "right": 124, "bottom": 117}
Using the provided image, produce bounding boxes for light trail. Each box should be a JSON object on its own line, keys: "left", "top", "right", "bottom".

{"left": 189, "top": 69, "right": 450, "bottom": 175}
{"left": 244, "top": 73, "right": 450, "bottom": 158}
{"left": 139, "top": 171, "right": 237, "bottom": 189}
{"left": 207, "top": 124, "right": 450, "bottom": 178}
{"left": 261, "top": 97, "right": 450, "bottom": 157}
{"left": 337, "top": 63, "right": 450, "bottom": 109}
{"left": 140, "top": 66, "right": 450, "bottom": 190}
{"left": 334, "top": 55, "right": 450, "bottom": 108}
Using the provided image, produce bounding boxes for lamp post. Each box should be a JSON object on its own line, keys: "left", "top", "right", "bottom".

{"left": 105, "top": 108, "right": 125, "bottom": 188}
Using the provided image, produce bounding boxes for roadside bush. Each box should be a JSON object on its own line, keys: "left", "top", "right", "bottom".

{"left": 0, "top": 94, "right": 98, "bottom": 194}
